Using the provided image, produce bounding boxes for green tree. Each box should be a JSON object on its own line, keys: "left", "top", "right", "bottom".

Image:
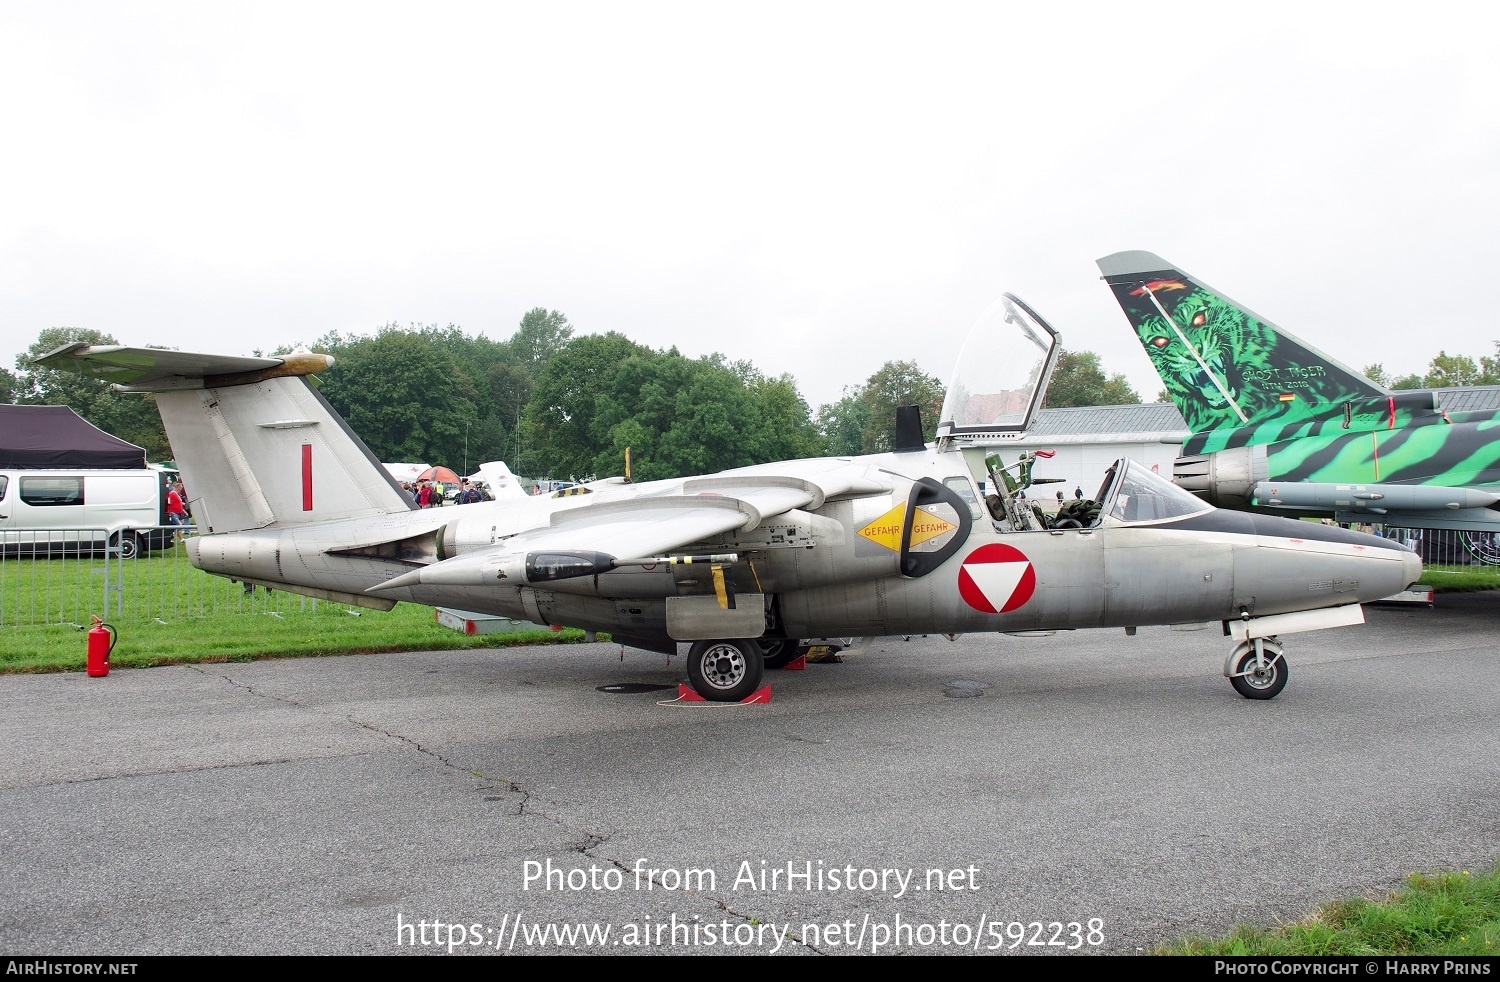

{"left": 13, "top": 328, "right": 170, "bottom": 460}
{"left": 815, "top": 388, "right": 871, "bottom": 457}
{"left": 1367, "top": 344, "right": 1500, "bottom": 391}
{"left": 414, "top": 324, "right": 511, "bottom": 472}
{"left": 1423, "top": 352, "right": 1482, "bottom": 388}
{"left": 526, "top": 332, "right": 653, "bottom": 480}
{"left": 0, "top": 366, "right": 14, "bottom": 404}
{"left": 741, "top": 369, "right": 824, "bottom": 463}
{"left": 486, "top": 360, "right": 533, "bottom": 468}
{"left": 526, "top": 338, "right": 824, "bottom": 482}
{"left": 511, "top": 308, "right": 574, "bottom": 378}
{"left": 1481, "top": 342, "right": 1500, "bottom": 384}
{"left": 634, "top": 355, "right": 756, "bottom": 478}
{"left": 1044, "top": 350, "right": 1141, "bottom": 408}
{"left": 313, "top": 325, "right": 482, "bottom": 466}
{"left": 302, "top": 322, "right": 527, "bottom": 472}
{"left": 1419, "top": 350, "right": 1500, "bottom": 389}
{"left": 649, "top": 356, "right": 818, "bottom": 477}
{"left": 856, "top": 360, "right": 946, "bottom": 452}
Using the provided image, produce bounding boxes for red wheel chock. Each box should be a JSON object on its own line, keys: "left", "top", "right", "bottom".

{"left": 780, "top": 653, "right": 807, "bottom": 671}
{"left": 675, "top": 684, "right": 772, "bottom": 704}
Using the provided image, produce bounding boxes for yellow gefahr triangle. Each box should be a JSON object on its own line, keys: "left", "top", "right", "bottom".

{"left": 857, "top": 505, "right": 956, "bottom": 551}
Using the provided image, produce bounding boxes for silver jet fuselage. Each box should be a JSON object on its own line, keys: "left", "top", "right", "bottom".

{"left": 37, "top": 293, "right": 1421, "bottom": 703}
{"left": 188, "top": 449, "right": 1419, "bottom": 645}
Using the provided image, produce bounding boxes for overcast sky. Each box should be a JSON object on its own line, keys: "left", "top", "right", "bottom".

{"left": 4, "top": 2, "right": 1497, "bottom": 413}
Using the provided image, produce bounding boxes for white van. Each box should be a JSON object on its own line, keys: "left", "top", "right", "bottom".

{"left": 0, "top": 468, "right": 176, "bottom": 559}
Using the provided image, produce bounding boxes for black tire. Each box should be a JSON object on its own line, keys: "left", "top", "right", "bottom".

{"left": 112, "top": 531, "right": 144, "bottom": 560}
{"left": 687, "top": 639, "right": 764, "bottom": 702}
{"left": 758, "top": 638, "right": 802, "bottom": 670}
{"left": 1229, "top": 643, "right": 1288, "bottom": 700}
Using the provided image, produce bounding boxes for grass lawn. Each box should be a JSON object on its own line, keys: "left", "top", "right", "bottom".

{"left": 1, "top": 549, "right": 598, "bottom": 673}
{"left": 1155, "top": 863, "right": 1500, "bottom": 956}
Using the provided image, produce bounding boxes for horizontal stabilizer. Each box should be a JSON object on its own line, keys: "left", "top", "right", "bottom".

{"left": 469, "top": 460, "right": 529, "bottom": 500}
{"left": 35, "top": 344, "right": 334, "bottom": 392}
{"left": 35, "top": 343, "right": 409, "bottom": 532}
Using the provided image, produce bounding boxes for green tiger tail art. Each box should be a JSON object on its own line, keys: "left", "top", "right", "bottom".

{"left": 1093, "top": 252, "right": 1500, "bottom": 548}
{"left": 1096, "top": 251, "right": 1385, "bottom": 450}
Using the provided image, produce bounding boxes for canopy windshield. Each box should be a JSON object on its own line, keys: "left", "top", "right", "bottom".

{"left": 936, "top": 293, "right": 1059, "bottom": 439}
{"left": 1095, "top": 457, "right": 1215, "bottom": 526}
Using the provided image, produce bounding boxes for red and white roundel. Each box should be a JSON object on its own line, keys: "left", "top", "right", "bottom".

{"left": 958, "top": 542, "right": 1036, "bottom": 614}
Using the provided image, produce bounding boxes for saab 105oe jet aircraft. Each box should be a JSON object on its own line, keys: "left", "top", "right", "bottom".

{"left": 38, "top": 292, "right": 1420, "bottom": 702}
{"left": 1098, "top": 250, "right": 1500, "bottom": 557}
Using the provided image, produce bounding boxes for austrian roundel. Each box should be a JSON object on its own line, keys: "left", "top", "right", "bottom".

{"left": 957, "top": 542, "right": 1036, "bottom": 614}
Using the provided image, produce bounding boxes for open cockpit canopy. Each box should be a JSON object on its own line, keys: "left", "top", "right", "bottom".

{"left": 936, "top": 293, "right": 1060, "bottom": 441}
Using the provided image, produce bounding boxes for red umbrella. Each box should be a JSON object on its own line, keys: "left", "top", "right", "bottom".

{"left": 416, "top": 466, "right": 460, "bottom": 484}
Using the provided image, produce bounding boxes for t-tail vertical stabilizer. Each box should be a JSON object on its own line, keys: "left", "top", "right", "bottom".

{"left": 1096, "top": 251, "right": 1393, "bottom": 453}
{"left": 33, "top": 344, "right": 412, "bottom": 534}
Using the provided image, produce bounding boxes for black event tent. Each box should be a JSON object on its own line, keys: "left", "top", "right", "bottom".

{"left": 0, "top": 405, "right": 149, "bottom": 469}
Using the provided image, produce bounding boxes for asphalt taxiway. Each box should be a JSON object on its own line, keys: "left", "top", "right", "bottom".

{"left": 3, "top": 592, "right": 1497, "bottom": 956}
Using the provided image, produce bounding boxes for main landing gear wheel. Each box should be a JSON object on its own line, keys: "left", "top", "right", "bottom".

{"left": 1228, "top": 638, "right": 1288, "bottom": 700}
{"left": 687, "top": 639, "right": 764, "bottom": 702}
{"left": 758, "top": 638, "right": 802, "bottom": 670}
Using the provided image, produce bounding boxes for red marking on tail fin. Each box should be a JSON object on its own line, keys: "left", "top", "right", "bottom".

{"left": 301, "top": 444, "right": 313, "bottom": 510}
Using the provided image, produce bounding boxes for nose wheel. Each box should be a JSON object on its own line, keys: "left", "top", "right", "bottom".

{"left": 686, "top": 639, "right": 765, "bottom": 702}
{"left": 1226, "top": 638, "right": 1287, "bottom": 700}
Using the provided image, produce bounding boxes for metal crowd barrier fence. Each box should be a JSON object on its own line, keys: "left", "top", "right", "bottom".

{"left": 0, "top": 524, "right": 359, "bottom": 629}
{"left": 1, "top": 522, "right": 1495, "bottom": 630}
{"left": 1361, "top": 525, "right": 1500, "bottom": 570}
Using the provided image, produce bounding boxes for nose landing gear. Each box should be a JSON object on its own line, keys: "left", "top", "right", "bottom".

{"left": 1226, "top": 637, "right": 1287, "bottom": 700}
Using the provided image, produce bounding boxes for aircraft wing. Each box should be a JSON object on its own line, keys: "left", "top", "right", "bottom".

{"left": 373, "top": 464, "right": 886, "bottom": 591}
{"left": 524, "top": 481, "right": 820, "bottom": 556}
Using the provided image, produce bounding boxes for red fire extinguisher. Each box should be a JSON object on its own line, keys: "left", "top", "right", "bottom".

{"left": 87, "top": 616, "right": 117, "bottom": 677}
